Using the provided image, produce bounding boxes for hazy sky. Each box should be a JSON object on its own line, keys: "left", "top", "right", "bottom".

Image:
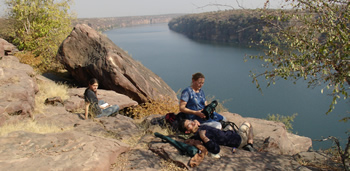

{"left": 1, "top": 0, "right": 285, "bottom": 18}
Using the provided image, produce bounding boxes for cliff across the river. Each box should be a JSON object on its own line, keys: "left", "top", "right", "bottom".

{"left": 168, "top": 9, "right": 276, "bottom": 46}
{"left": 74, "top": 14, "right": 185, "bottom": 32}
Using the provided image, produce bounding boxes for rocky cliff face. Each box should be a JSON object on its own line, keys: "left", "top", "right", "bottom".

{"left": 168, "top": 10, "right": 269, "bottom": 45}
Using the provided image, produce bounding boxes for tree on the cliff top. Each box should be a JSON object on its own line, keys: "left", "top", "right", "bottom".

{"left": 4, "top": 0, "right": 75, "bottom": 70}
{"left": 251, "top": 0, "right": 349, "bottom": 117}
{"left": 252, "top": 1, "right": 349, "bottom": 169}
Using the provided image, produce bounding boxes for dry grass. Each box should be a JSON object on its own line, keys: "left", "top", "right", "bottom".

{"left": 15, "top": 51, "right": 43, "bottom": 70}
{"left": 13, "top": 51, "right": 65, "bottom": 73}
{"left": 123, "top": 93, "right": 229, "bottom": 120}
{"left": 0, "top": 120, "right": 71, "bottom": 136}
{"left": 160, "top": 159, "right": 188, "bottom": 171}
{"left": 109, "top": 117, "right": 181, "bottom": 170}
{"left": 34, "top": 80, "right": 70, "bottom": 114}
{"left": 124, "top": 96, "right": 179, "bottom": 119}
{"left": 122, "top": 118, "right": 171, "bottom": 148}
{"left": 206, "top": 95, "right": 229, "bottom": 113}
{"left": 294, "top": 147, "right": 344, "bottom": 170}
{"left": 323, "top": 147, "right": 344, "bottom": 168}
{"left": 110, "top": 152, "right": 129, "bottom": 170}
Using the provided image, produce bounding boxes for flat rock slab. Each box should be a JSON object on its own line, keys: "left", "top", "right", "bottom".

{"left": 65, "top": 87, "right": 138, "bottom": 112}
{"left": 145, "top": 136, "right": 302, "bottom": 170}
{"left": 0, "top": 131, "right": 129, "bottom": 171}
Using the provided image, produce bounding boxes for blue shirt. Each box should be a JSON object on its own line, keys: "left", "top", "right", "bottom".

{"left": 180, "top": 87, "right": 206, "bottom": 120}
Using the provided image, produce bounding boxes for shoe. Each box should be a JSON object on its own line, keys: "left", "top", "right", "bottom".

{"left": 210, "top": 153, "right": 221, "bottom": 159}
{"left": 243, "top": 144, "right": 256, "bottom": 152}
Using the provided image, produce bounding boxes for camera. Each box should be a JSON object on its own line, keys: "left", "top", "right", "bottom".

{"left": 202, "top": 100, "right": 218, "bottom": 120}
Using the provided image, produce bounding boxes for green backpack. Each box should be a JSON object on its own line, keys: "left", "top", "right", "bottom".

{"left": 154, "top": 132, "right": 199, "bottom": 157}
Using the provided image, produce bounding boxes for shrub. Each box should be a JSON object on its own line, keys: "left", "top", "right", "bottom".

{"left": 266, "top": 113, "right": 298, "bottom": 132}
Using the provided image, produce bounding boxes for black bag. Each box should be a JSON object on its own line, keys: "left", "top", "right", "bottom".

{"left": 154, "top": 132, "right": 199, "bottom": 157}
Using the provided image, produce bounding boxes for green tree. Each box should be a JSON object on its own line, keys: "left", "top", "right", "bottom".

{"left": 4, "top": 0, "right": 75, "bottom": 70}
{"left": 252, "top": 0, "right": 349, "bottom": 169}
{"left": 251, "top": 0, "right": 349, "bottom": 117}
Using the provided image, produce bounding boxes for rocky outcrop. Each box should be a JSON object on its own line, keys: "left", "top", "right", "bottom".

{"left": 57, "top": 24, "right": 178, "bottom": 104}
{"left": 0, "top": 55, "right": 38, "bottom": 119}
{"left": 0, "top": 38, "right": 18, "bottom": 57}
{"left": 0, "top": 39, "right": 33, "bottom": 119}
{"left": 0, "top": 44, "right": 342, "bottom": 170}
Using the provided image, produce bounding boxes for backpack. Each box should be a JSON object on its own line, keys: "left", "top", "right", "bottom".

{"left": 165, "top": 113, "right": 177, "bottom": 124}
{"left": 165, "top": 112, "right": 186, "bottom": 132}
{"left": 154, "top": 132, "right": 199, "bottom": 157}
{"left": 220, "top": 121, "right": 239, "bottom": 133}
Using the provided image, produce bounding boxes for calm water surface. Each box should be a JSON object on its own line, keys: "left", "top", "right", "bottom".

{"left": 105, "top": 23, "right": 349, "bottom": 149}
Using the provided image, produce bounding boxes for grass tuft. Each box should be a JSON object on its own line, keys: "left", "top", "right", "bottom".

{"left": 160, "top": 159, "right": 188, "bottom": 171}
{"left": 0, "top": 120, "right": 70, "bottom": 136}
{"left": 34, "top": 80, "right": 70, "bottom": 114}
{"left": 15, "top": 51, "right": 43, "bottom": 70}
{"left": 122, "top": 94, "right": 229, "bottom": 120}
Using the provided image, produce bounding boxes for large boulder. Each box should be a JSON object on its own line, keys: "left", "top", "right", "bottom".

{"left": 0, "top": 56, "right": 38, "bottom": 120}
{"left": 56, "top": 24, "right": 178, "bottom": 104}
{"left": 221, "top": 112, "right": 312, "bottom": 155}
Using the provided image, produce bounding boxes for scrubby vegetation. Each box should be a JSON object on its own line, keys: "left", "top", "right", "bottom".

{"left": 266, "top": 113, "right": 298, "bottom": 132}
{"left": 122, "top": 93, "right": 228, "bottom": 119}
{"left": 1, "top": 0, "right": 75, "bottom": 73}
{"left": 122, "top": 96, "right": 180, "bottom": 119}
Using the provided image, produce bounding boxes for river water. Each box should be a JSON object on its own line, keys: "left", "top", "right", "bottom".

{"left": 105, "top": 23, "right": 349, "bottom": 150}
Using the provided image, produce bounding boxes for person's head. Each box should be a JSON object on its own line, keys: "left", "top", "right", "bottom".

{"left": 191, "top": 72, "right": 205, "bottom": 91}
{"left": 88, "top": 78, "right": 99, "bottom": 93}
{"left": 179, "top": 119, "right": 200, "bottom": 134}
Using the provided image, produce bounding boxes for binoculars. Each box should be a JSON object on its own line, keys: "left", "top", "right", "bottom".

{"left": 202, "top": 100, "right": 218, "bottom": 120}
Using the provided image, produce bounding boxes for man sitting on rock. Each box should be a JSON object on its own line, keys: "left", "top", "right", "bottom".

{"left": 179, "top": 119, "right": 256, "bottom": 158}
